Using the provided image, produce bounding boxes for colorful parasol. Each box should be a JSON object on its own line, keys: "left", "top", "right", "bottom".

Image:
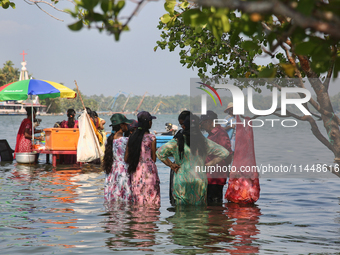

{"left": 0, "top": 79, "right": 76, "bottom": 101}
{"left": 0, "top": 79, "right": 76, "bottom": 148}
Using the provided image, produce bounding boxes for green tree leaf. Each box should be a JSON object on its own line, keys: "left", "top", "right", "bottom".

{"left": 164, "top": 0, "right": 176, "bottom": 15}
{"left": 295, "top": 41, "right": 317, "bottom": 56}
{"left": 161, "top": 14, "right": 171, "bottom": 24}
{"left": 68, "top": 20, "right": 83, "bottom": 31}
{"left": 242, "top": 40, "right": 260, "bottom": 51}
{"left": 258, "top": 67, "right": 277, "bottom": 78}
{"left": 280, "top": 63, "right": 295, "bottom": 77}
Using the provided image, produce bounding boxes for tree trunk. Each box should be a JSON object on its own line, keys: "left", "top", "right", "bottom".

{"left": 309, "top": 78, "right": 340, "bottom": 161}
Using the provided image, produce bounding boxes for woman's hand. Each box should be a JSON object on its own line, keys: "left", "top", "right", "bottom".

{"left": 206, "top": 158, "right": 221, "bottom": 167}
{"left": 170, "top": 162, "right": 181, "bottom": 173}
{"left": 162, "top": 158, "right": 181, "bottom": 173}
{"left": 35, "top": 136, "right": 43, "bottom": 141}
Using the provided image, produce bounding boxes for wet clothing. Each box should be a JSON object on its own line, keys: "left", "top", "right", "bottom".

{"left": 14, "top": 118, "right": 33, "bottom": 159}
{"left": 156, "top": 137, "right": 229, "bottom": 205}
{"left": 205, "top": 125, "right": 232, "bottom": 186}
{"left": 205, "top": 125, "right": 232, "bottom": 203}
{"left": 207, "top": 184, "right": 224, "bottom": 204}
{"left": 131, "top": 134, "right": 160, "bottom": 205}
{"left": 104, "top": 137, "right": 132, "bottom": 202}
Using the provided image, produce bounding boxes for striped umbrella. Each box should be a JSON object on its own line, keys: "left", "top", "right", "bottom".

{"left": 0, "top": 79, "right": 76, "bottom": 101}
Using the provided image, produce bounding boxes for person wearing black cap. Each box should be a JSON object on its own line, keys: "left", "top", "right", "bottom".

{"left": 200, "top": 110, "right": 232, "bottom": 204}
{"left": 125, "top": 111, "right": 160, "bottom": 205}
{"left": 103, "top": 113, "right": 133, "bottom": 202}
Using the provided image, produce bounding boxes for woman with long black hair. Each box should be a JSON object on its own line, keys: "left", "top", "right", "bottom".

{"left": 124, "top": 111, "right": 160, "bottom": 205}
{"left": 103, "top": 113, "right": 133, "bottom": 202}
{"left": 60, "top": 109, "right": 78, "bottom": 128}
{"left": 60, "top": 108, "right": 78, "bottom": 164}
{"left": 156, "top": 114, "right": 229, "bottom": 205}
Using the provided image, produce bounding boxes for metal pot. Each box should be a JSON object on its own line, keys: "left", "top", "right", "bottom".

{"left": 16, "top": 152, "right": 37, "bottom": 164}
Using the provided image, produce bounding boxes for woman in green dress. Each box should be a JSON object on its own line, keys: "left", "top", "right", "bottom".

{"left": 156, "top": 114, "right": 230, "bottom": 205}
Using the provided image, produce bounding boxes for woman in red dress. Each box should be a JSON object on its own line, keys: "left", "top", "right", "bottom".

{"left": 14, "top": 107, "right": 43, "bottom": 159}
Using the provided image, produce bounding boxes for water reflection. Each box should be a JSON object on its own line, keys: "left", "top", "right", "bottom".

{"left": 166, "top": 205, "right": 212, "bottom": 254}
{"left": 104, "top": 202, "right": 160, "bottom": 251}
{"left": 10, "top": 163, "right": 36, "bottom": 182}
{"left": 41, "top": 168, "right": 82, "bottom": 204}
{"left": 224, "top": 203, "right": 261, "bottom": 254}
{"left": 166, "top": 203, "right": 261, "bottom": 254}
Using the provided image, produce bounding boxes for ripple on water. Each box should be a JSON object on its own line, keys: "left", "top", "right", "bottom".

{"left": 0, "top": 115, "right": 340, "bottom": 254}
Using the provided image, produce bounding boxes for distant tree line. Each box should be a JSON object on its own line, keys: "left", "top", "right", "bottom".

{"left": 1, "top": 60, "right": 340, "bottom": 114}
{"left": 49, "top": 91, "right": 340, "bottom": 115}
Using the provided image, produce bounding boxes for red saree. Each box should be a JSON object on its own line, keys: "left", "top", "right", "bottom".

{"left": 225, "top": 115, "right": 260, "bottom": 203}
{"left": 14, "top": 118, "right": 33, "bottom": 159}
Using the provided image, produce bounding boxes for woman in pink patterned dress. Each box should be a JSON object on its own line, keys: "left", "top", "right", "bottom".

{"left": 103, "top": 113, "right": 133, "bottom": 202}
{"left": 125, "top": 111, "right": 160, "bottom": 206}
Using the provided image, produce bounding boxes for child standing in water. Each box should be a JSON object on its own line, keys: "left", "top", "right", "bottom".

{"left": 103, "top": 114, "right": 133, "bottom": 202}
{"left": 125, "top": 111, "right": 160, "bottom": 205}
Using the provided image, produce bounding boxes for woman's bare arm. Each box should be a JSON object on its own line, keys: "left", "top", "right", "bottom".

{"left": 124, "top": 144, "right": 129, "bottom": 162}
{"left": 151, "top": 139, "right": 157, "bottom": 162}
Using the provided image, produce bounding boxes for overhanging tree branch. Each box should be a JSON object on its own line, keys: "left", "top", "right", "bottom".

{"left": 193, "top": 0, "right": 340, "bottom": 39}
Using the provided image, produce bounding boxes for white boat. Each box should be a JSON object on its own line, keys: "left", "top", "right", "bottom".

{"left": 0, "top": 101, "right": 27, "bottom": 115}
{"left": 0, "top": 100, "right": 47, "bottom": 115}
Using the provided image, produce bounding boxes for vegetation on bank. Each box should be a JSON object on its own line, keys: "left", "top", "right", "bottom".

{"left": 1, "top": 61, "right": 340, "bottom": 115}
{"left": 42, "top": 89, "right": 340, "bottom": 115}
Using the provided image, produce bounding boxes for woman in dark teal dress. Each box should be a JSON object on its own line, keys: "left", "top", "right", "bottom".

{"left": 156, "top": 114, "right": 229, "bottom": 205}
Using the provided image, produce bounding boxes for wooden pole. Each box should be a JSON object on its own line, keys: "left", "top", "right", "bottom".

{"left": 74, "top": 80, "right": 86, "bottom": 110}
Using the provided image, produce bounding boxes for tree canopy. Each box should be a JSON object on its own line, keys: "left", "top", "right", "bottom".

{"left": 0, "top": 61, "right": 20, "bottom": 86}
{"left": 153, "top": 0, "right": 340, "bottom": 160}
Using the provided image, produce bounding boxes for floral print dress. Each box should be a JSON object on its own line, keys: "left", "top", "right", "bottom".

{"left": 131, "top": 134, "right": 160, "bottom": 205}
{"left": 104, "top": 137, "right": 132, "bottom": 202}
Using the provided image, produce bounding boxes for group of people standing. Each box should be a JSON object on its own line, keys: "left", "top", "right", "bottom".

{"left": 14, "top": 107, "right": 106, "bottom": 164}
{"left": 14, "top": 104, "right": 237, "bottom": 207}
{"left": 103, "top": 111, "right": 160, "bottom": 205}
{"left": 104, "top": 106, "right": 236, "bottom": 206}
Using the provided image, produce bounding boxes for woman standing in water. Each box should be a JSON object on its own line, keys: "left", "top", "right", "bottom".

{"left": 14, "top": 107, "right": 43, "bottom": 158}
{"left": 59, "top": 109, "right": 79, "bottom": 164}
{"left": 156, "top": 114, "right": 230, "bottom": 205}
{"left": 125, "top": 111, "right": 160, "bottom": 205}
{"left": 85, "top": 107, "right": 103, "bottom": 146}
{"left": 60, "top": 109, "right": 78, "bottom": 128}
{"left": 103, "top": 114, "right": 133, "bottom": 202}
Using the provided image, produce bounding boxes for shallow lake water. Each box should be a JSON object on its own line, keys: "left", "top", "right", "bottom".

{"left": 0, "top": 114, "right": 339, "bottom": 254}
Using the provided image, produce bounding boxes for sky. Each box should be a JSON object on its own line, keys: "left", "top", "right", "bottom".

{"left": 0, "top": 1, "right": 197, "bottom": 97}
{"left": 1, "top": 1, "right": 339, "bottom": 99}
